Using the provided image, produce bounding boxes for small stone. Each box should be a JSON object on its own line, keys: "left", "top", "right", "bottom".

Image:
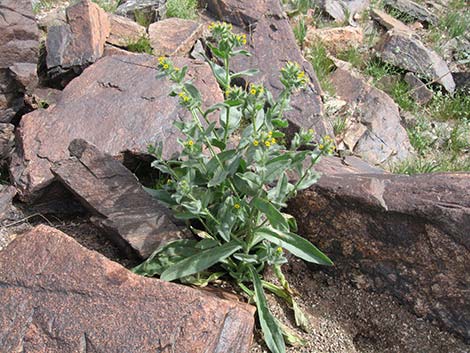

{"left": 148, "top": 18, "right": 203, "bottom": 56}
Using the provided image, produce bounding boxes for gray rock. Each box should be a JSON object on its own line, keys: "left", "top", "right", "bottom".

{"left": 0, "top": 123, "right": 15, "bottom": 162}
{"left": 384, "top": 0, "right": 438, "bottom": 25}
{"left": 453, "top": 72, "right": 470, "bottom": 93}
{"left": 52, "top": 139, "right": 187, "bottom": 259}
{"left": 322, "top": 0, "right": 370, "bottom": 23}
{"left": 289, "top": 170, "right": 470, "bottom": 342}
{"left": 371, "top": 8, "right": 412, "bottom": 32}
{"left": 377, "top": 30, "right": 455, "bottom": 93}
{"left": 404, "top": 72, "right": 433, "bottom": 104}
{"left": 0, "top": 0, "right": 39, "bottom": 122}
{"left": 330, "top": 67, "right": 412, "bottom": 165}
{"left": 0, "top": 224, "right": 256, "bottom": 352}
{"left": 116, "top": 0, "right": 166, "bottom": 25}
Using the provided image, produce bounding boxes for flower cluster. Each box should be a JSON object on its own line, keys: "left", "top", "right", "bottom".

{"left": 208, "top": 21, "right": 248, "bottom": 55}
{"left": 318, "top": 135, "right": 335, "bottom": 154}
{"left": 280, "top": 62, "right": 309, "bottom": 90}
{"left": 253, "top": 130, "right": 278, "bottom": 148}
{"left": 249, "top": 84, "right": 264, "bottom": 97}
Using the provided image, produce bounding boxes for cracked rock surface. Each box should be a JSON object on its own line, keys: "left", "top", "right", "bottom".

{"left": 10, "top": 54, "right": 223, "bottom": 202}
{"left": 0, "top": 224, "right": 255, "bottom": 352}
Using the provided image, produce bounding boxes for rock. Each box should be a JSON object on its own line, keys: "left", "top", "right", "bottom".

{"left": 37, "top": 6, "right": 67, "bottom": 30}
{"left": 306, "top": 26, "right": 363, "bottom": 55}
{"left": 377, "top": 30, "right": 455, "bottom": 93}
{"left": 404, "top": 72, "right": 433, "bottom": 104}
{"left": 149, "top": 18, "right": 203, "bottom": 56}
{"left": 0, "top": 224, "right": 255, "bottom": 352}
{"left": 202, "top": 0, "right": 330, "bottom": 138}
{"left": 107, "top": 14, "right": 147, "bottom": 48}
{"left": 45, "top": 0, "right": 110, "bottom": 86}
{"left": 330, "top": 67, "right": 412, "bottom": 165}
{"left": 52, "top": 139, "right": 187, "bottom": 259}
{"left": 11, "top": 54, "right": 223, "bottom": 202}
{"left": 289, "top": 171, "right": 470, "bottom": 342}
{"left": 384, "top": 0, "right": 438, "bottom": 25}
{"left": 453, "top": 72, "right": 470, "bottom": 93}
{"left": 371, "top": 8, "right": 412, "bottom": 32}
{"left": 24, "top": 87, "right": 63, "bottom": 109}
{"left": 0, "top": 0, "right": 39, "bottom": 122}
{"left": 116, "top": 0, "right": 166, "bottom": 25}
{"left": 322, "top": 0, "right": 370, "bottom": 23}
{"left": 0, "top": 123, "right": 15, "bottom": 162}
{"left": 0, "top": 185, "right": 16, "bottom": 221}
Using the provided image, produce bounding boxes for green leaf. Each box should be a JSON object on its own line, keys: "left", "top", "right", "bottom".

{"left": 143, "top": 187, "right": 177, "bottom": 206}
{"left": 184, "top": 83, "right": 201, "bottom": 102}
{"left": 231, "top": 68, "right": 260, "bottom": 79}
{"left": 255, "top": 227, "right": 333, "bottom": 266}
{"left": 160, "top": 241, "right": 242, "bottom": 281}
{"left": 277, "top": 320, "right": 307, "bottom": 347}
{"left": 292, "top": 299, "right": 311, "bottom": 333}
{"left": 248, "top": 265, "right": 286, "bottom": 353}
{"left": 252, "top": 197, "right": 289, "bottom": 232}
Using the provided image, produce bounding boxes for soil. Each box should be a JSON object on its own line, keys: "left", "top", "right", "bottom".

{"left": 1, "top": 213, "right": 468, "bottom": 353}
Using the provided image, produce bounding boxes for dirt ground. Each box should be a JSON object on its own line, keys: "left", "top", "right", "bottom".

{"left": 1, "top": 214, "right": 469, "bottom": 353}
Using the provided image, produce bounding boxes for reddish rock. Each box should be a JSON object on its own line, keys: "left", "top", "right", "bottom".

{"left": 202, "top": 0, "right": 330, "bottom": 138}
{"left": 0, "top": 0, "right": 39, "bottom": 122}
{"left": 46, "top": 0, "right": 110, "bottom": 83}
{"left": 107, "top": 13, "right": 146, "bottom": 48}
{"left": 371, "top": 8, "right": 412, "bottom": 32}
{"left": 0, "top": 225, "right": 255, "bottom": 352}
{"left": 149, "top": 18, "right": 203, "bottom": 56}
{"left": 289, "top": 171, "right": 470, "bottom": 341}
{"left": 11, "top": 54, "right": 223, "bottom": 202}
{"left": 52, "top": 139, "right": 187, "bottom": 259}
{"left": 306, "top": 26, "right": 363, "bottom": 55}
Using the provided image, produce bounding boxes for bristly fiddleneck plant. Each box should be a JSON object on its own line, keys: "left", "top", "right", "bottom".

{"left": 133, "top": 22, "right": 334, "bottom": 353}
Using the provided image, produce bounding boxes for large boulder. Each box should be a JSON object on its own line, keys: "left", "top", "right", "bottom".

{"left": 289, "top": 170, "right": 470, "bottom": 341}
{"left": 383, "top": 0, "right": 438, "bottom": 25}
{"left": 202, "top": 0, "right": 331, "bottom": 138}
{"left": 377, "top": 30, "right": 455, "bottom": 93}
{"left": 10, "top": 54, "right": 223, "bottom": 202}
{"left": 52, "top": 139, "right": 187, "bottom": 259}
{"left": 45, "top": 0, "right": 110, "bottom": 86}
{"left": 116, "top": 0, "right": 167, "bottom": 24}
{"left": 0, "top": 224, "right": 255, "bottom": 352}
{"left": 330, "top": 67, "right": 412, "bottom": 165}
{"left": 0, "top": 0, "right": 39, "bottom": 122}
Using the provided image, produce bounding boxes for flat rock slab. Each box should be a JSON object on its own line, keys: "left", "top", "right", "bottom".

{"left": 202, "top": 0, "right": 330, "bottom": 137}
{"left": 0, "top": 224, "right": 255, "bottom": 352}
{"left": 149, "top": 18, "right": 203, "bottom": 56}
{"left": 107, "top": 14, "right": 147, "bottom": 48}
{"left": 330, "top": 67, "right": 411, "bottom": 165}
{"left": 52, "top": 139, "right": 186, "bottom": 259}
{"left": 11, "top": 54, "right": 223, "bottom": 202}
{"left": 289, "top": 172, "right": 470, "bottom": 341}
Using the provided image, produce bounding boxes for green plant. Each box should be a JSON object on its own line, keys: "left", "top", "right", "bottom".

{"left": 445, "top": 118, "right": 470, "bottom": 153}
{"left": 306, "top": 43, "right": 335, "bottom": 94}
{"left": 333, "top": 116, "right": 347, "bottom": 136}
{"left": 428, "top": 89, "right": 470, "bottom": 121}
{"left": 133, "top": 8, "right": 152, "bottom": 27}
{"left": 389, "top": 79, "right": 415, "bottom": 112}
{"left": 391, "top": 157, "right": 440, "bottom": 174}
{"left": 126, "top": 35, "right": 153, "bottom": 54}
{"left": 134, "top": 22, "right": 333, "bottom": 353}
{"left": 283, "top": 0, "right": 313, "bottom": 16}
{"left": 406, "top": 117, "right": 434, "bottom": 155}
{"left": 293, "top": 17, "right": 307, "bottom": 49}
{"left": 32, "top": 0, "right": 60, "bottom": 13}
{"left": 364, "top": 57, "right": 403, "bottom": 83}
{"left": 92, "top": 0, "right": 118, "bottom": 12}
{"left": 166, "top": 0, "right": 198, "bottom": 19}
{"left": 336, "top": 47, "right": 364, "bottom": 69}
{"left": 439, "top": 8, "right": 469, "bottom": 39}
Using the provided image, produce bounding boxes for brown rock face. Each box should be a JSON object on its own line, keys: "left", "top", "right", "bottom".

{"left": 289, "top": 170, "right": 470, "bottom": 341}
{"left": 46, "top": 0, "right": 110, "bottom": 83}
{"left": 0, "top": 0, "right": 39, "bottom": 122}
{"left": 306, "top": 26, "right": 363, "bottom": 56}
{"left": 0, "top": 225, "right": 255, "bottom": 352}
{"left": 330, "top": 67, "right": 411, "bottom": 165}
{"left": 52, "top": 139, "right": 187, "bottom": 259}
{"left": 107, "top": 14, "right": 147, "bottom": 48}
{"left": 11, "top": 54, "right": 223, "bottom": 202}
{"left": 202, "top": 0, "right": 330, "bottom": 137}
{"left": 149, "top": 18, "right": 204, "bottom": 56}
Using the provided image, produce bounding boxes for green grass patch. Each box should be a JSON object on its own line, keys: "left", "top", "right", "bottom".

{"left": 126, "top": 35, "right": 153, "bottom": 54}
{"left": 92, "top": 0, "right": 119, "bottom": 12}
{"left": 336, "top": 47, "right": 364, "bottom": 70}
{"left": 166, "top": 0, "right": 198, "bottom": 19}
{"left": 428, "top": 90, "right": 470, "bottom": 121}
{"left": 293, "top": 17, "right": 307, "bottom": 49}
{"left": 307, "top": 43, "right": 336, "bottom": 95}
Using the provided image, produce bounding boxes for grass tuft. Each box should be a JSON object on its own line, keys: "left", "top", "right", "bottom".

{"left": 126, "top": 35, "right": 153, "bottom": 54}
{"left": 307, "top": 43, "right": 336, "bottom": 95}
{"left": 166, "top": 0, "right": 198, "bottom": 19}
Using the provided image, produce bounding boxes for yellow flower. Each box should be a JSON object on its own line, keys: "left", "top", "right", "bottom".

{"left": 297, "top": 71, "right": 305, "bottom": 79}
{"left": 241, "top": 34, "right": 247, "bottom": 45}
{"left": 253, "top": 140, "right": 259, "bottom": 146}
{"left": 319, "top": 144, "right": 324, "bottom": 150}
{"left": 308, "top": 128, "right": 315, "bottom": 134}
{"left": 183, "top": 96, "right": 190, "bottom": 102}
{"left": 187, "top": 140, "right": 194, "bottom": 146}
{"left": 276, "top": 246, "right": 283, "bottom": 254}
{"left": 163, "top": 64, "right": 169, "bottom": 69}
{"left": 271, "top": 138, "right": 276, "bottom": 144}
{"left": 265, "top": 141, "right": 271, "bottom": 147}
{"left": 250, "top": 88, "right": 257, "bottom": 95}
{"left": 268, "top": 131, "right": 273, "bottom": 137}
{"left": 234, "top": 203, "right": 241, "bottom": 209}
{"left": 178, "top": 92, "right": 185, "bottom": 97}
{"left": 174, "top": 67, "right": 180, "bottom": 71}
{"left": 158, "top": 56, "right": 165, "bottom": 63}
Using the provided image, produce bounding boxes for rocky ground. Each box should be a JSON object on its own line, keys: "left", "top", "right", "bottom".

{"left": 0, "top": 0, "right": 469, "bottom": 352}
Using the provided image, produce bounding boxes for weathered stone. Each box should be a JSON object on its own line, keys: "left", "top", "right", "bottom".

{"left": 116, "top": 0, "right": 166, "bottom": 24}
{"left": 202, "top": 0, "right": 330, "bottom": 138}
{"left": 306, "top": 26, "right": 363, "bottom": 56}
{"left": 52, "top": 139, "right": 186, "bottom": 259}
{"left": 24, "top": 87, "right": 63, "bottom": 110}
{"left": 0, "top": 185, "right": 16, "bottom": 221}
{"left": 0, "top": 0, "right": 39, "bottom": 121}
{"left": 377, "top": 30, "right": 455, "bottom": 93}
{"left": 330, "top": 67, "right": 412, "bottom": 165}
{"left": 384, "top": 0, "right": 438, "bottom": 25}
{"left": 11, "top": 55, "right": 223, "bottom": 202}
{"left": 289, "top": 171, "right": 470, "bottom": 342}
{"left": 0, "top": 123, "right": 15, "bottom": 161}
{"left": 37, "top": 6, "right": 67, "bottom": 30}
{"left": 404, "top": 72, "right": 433, "bottom": 104}
{"left": 46, "top": 0, "right": 110, "bottom": 84}
{"left": 149, "top": 18, "right": 203, "bottom": 56}
{"left": 371, "top": 8, "right": 411, "bottom": 32}
{"left": 453, "top": 72, "right": 470, "bottom": 93}
{"left": 322, "top": 0, "right": 370, "bottom": 23}
{"left": 107, "top": 13, "right": 147, "bottom": 48}
{"left": 0, "top": 224, "right": 255, "bottom": 352}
